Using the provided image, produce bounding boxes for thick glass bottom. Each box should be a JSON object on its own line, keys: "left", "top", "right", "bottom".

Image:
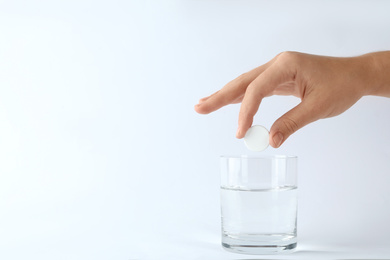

{"left": 222, "top": 233, "right": 297, "bottom": 255}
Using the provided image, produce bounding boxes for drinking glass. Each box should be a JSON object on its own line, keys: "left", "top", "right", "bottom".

{"left": 220, "top": 155, "right": 298, "bottom": 254}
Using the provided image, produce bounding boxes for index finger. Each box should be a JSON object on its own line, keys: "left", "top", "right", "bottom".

{"left": 194, "top": 57, "right": 279, "bottom": 114}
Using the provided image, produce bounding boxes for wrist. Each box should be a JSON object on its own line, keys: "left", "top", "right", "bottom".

{"left": 362, "top": 51, "right": 390, "bottom": 97}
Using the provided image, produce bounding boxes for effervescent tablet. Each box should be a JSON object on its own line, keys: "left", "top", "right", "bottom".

{"left": 244, "top": 125, "right": 269, "bottom": 152}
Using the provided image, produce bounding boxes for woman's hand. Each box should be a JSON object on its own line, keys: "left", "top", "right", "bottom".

{"left": 195, "top": 51, "right": 390, "bottom": 148}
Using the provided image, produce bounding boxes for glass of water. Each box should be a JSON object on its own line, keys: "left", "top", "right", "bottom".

{"left": 220, "top": 155, "right": 298, "bottom": 255}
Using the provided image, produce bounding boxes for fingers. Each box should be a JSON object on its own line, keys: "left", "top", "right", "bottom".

{"left": 269, "top": 101, "right": 316, "bottom": 148}
{"left": 194, "top": 86, "right": 242, "bottom": 114}
{"left": 237, "top": 62, "right": 295, "bottom": 138}
{"left": 195, "top": 61, "right": 274, "bottom": 115}
{"left": 196, "top": 91, "right": 219, "bottom": 106}
{"left": 194, "top": 74, "right": 254, "bottom": 114}
{"left": 195, "top": 52, "right": 302, "bottom": 145}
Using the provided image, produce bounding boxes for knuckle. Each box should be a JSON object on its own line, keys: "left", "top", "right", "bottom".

{"left": 239, "top": 100, "right": 257, "bottom": 119}
{"left": 237, "top": 72, "right": 248, "bottom": 81}
{"left": 275, "top": 51, "right": 300, "bottom": 80}
{"left": 246, "top": 82, "right": 264, "bottom": 98}
{"left": 225, "top": 72, "right": 248, "bottom": 90}
{"left": 234, "top": 72, "right": 249, "bottom": 87}
{"left": 238, "top": 111, "right": 253, "bottom": 128}
{"left": 239, "top": 102, "right": 251, "bottom": 117}
{"left": 281, "top": 117, "right": 299, "bottom": 134}
{"left": 277, "top": 51, "right": 299, "bottom": 64}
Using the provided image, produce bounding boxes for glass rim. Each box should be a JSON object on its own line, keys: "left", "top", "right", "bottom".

{"left": 220, "top": 155, "right": 297, "bottom": 159}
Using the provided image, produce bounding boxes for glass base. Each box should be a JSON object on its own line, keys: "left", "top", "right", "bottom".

{"left": 222, "top": 233, "right": 297, "bottom": 255}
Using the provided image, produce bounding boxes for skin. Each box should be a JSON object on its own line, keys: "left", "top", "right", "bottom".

{"left": 194, "top": 51, "right": 390, "bottom": 148}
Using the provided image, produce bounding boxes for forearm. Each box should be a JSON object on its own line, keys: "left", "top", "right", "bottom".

{"left": 364, "top": 51, "right": 390, "bottom": 97}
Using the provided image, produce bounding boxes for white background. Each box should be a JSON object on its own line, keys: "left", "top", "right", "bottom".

{"left": 1, "top": 0, "right": 390, "bottom": 259}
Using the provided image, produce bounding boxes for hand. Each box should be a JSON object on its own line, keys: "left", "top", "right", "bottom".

{"left": 195, "top": 51, "right": 389, "bottom": 148}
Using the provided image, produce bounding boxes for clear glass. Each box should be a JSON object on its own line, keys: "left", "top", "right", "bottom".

{"left": 220, "top": 155, "right": 298, "bottom": 255}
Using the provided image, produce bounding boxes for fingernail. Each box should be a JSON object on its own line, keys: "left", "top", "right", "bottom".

{"left": 236, "top": 128, "right": 241, "bottom": 138}
{"left": 273, "top": 132, "right": 284, "bottom": 147}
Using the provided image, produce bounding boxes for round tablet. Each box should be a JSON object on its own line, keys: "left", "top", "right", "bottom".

{"left": 244, "top": 125, "right": 269, "bottom": 152}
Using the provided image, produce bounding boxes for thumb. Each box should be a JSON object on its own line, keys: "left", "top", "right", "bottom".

{"left": 269, "top": 101, "right": 315, "bottom": 148}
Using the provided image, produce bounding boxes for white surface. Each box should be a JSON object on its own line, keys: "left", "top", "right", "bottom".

{"left": 0, "top": 0, "right": 390, "bottom": 259}
{"left": 244, "top": 125, "right": 269, "bottom": 152}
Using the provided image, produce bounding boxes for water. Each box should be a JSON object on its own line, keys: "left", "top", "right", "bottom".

{"left": 220, "top": 186, "right": 297, "bottom": 254}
